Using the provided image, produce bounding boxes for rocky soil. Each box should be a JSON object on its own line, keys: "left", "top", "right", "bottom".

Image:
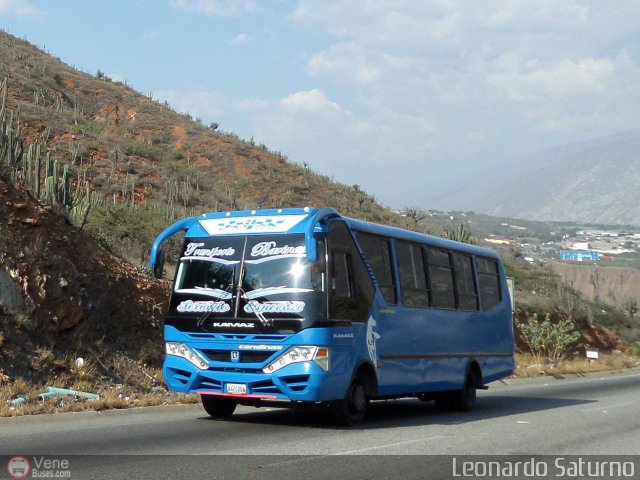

{"left": 0, "top": 176, "right": 171, "bottom": 408}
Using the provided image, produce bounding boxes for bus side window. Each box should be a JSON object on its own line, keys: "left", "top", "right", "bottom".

{"left": 453, "top": 253, "right": 479, "bottom": 311}
{"left": 426, "top": 248, "right": 456, "bottom": 309}
{"left": 311, "top": 237, "right": 327, "bottom": 292}
{"left": 356, "top": 232, "right": 397, "bottom": 305}
{"left": 331, "top": 250, "right": 353, "bottom": 297}
{"left": 396, "top": 241, "right": 430, "bottom": 308}
{"left": 327, "top": 221, "right": 374, "bottom": 321}
{"left": 477, "top": 256, "right": 501, "bottom": 309}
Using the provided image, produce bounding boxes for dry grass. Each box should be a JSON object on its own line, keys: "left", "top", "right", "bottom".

{"left": 30, "top": 346, "right": 55, "bottom": 369}
{"left": 0, "top": 358, "right": 201, "bottom": 417}
{"left": 69, "top": 358, "right": 96, "bottom": 381}
{"left": 0, "top": 377, "right": 199, "bottom": 417}
{"left": 514, "top": 352, "right": 640, "bottom": 378}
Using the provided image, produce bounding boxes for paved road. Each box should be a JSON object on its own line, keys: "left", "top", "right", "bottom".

{"left": 1, "top": 370, "right": 639, "bottom": 479}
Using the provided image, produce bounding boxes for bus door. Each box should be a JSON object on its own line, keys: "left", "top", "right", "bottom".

{"left": 326, "top": 221, "right": 376, "bottom": 376}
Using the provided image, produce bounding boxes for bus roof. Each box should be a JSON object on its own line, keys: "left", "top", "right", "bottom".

{"left": 341, "top": 216, "right": 500, "bottom": 259}
{"left": 149, "top": 207, "right": 500, "bottom": 269}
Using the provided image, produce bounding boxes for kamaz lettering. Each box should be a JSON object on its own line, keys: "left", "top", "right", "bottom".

{"left": 212, "top": 322, "right": 255, "bottom": 328}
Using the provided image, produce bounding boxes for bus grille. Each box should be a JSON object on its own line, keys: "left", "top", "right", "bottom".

{"left": 199, "top": 349, "right": 274, "bottom": 364}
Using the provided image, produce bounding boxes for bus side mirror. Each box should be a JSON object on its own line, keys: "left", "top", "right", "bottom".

{"left": 153, "top": 250, "right": 165, "bottom": 279}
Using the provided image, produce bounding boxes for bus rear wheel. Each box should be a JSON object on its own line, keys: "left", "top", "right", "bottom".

{"left": 435, "top": 371, "right": 478, "bottom": 412}
{"left": 452, "top": 372, "right": 478, "bottom": 411}
{"left": 331, "top": 376, "right": 369, "bottom": 426}
{"left": 201, "top": 395, "right": 237, "bottom": 419}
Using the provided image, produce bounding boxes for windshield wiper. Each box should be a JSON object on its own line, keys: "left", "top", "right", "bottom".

{"left": 243, "top": 297, "right": 272, "bottom": 328}
{"left": 196, "top": 283, "right": 234, "bottom": 329}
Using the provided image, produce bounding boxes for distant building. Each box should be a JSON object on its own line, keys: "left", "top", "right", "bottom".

{"left": 559, "top": 250, "right": 602, "bottom": 262}
{"left": 570, "top": 242, "right": 591, "bottom": 250}
{"left": 484, "top": 236, "right": 516, "bottom": 246}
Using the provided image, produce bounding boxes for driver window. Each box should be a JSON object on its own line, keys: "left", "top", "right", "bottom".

{"left": 327, "top": 221, "right": 374, "bottom": 321}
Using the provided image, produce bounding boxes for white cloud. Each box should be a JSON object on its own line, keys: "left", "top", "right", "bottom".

{"left": 170, "top": 0, "right": 258, "bottom": 17}
{"left": 488, "top": 56, "right": 616, "bottom": 103}
{"left": 291, "top": 2, "right": 639, "bottom": 143}
{"left": 537, "top": 112, "right": 610, "bottom": 133}
{"left": 306, "top": 42, "right": 380, "bottom": 85}
{"left": 235, "top": 97, "right": 269, "bottom": 112}
{"left": 280, "top": 89, "right": 343, "bottom": 116}
{"left": 241, "top": 84, "right": 443, "bottom": 200}
{"left": 229, "top": 32, "right": 252, "bottom": 46}
{"left": 0, "top": 0, "right": 39, "bottom": 16}
{"left": 479, "top": 0, "right": 590, "bottom": 29}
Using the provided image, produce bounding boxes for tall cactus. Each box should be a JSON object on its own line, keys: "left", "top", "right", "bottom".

{"left": 25, "top": 143, "right": 34, "bottom": 190}
{"left": 443, "top": 222, "right": 475, "bottom": 244}
{"left": 61, "top": 163, "right": 70, "bottom": 207}
{"left": 1, "top": 77, "right": 91, "bottom": 227}
{"left": 1, "top": 77, "right": 23, "bottom": 173}
{"left": 34, "top": 144, "right": 41, "bottom": 197}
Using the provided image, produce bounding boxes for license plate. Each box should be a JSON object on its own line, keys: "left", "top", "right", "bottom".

{"left": 226, "top": 383, "right": 247, "bottom": 395}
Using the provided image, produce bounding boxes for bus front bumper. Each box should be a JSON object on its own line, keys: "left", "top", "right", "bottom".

{"left": 163, "top": 355, "right": 348, "bottom": 403}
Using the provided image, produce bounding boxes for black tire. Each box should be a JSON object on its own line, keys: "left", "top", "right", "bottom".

{"left": 331, "top": 376, "right": 369, "bottom": 426}
{"left": 201, "top": 395, "right": 237, "bottom": 419}
{"left": 434, "top": 392, "right": 451, "bottom": 411}
{"left": 450, "top": 372, "right": 477, "bottom": 412}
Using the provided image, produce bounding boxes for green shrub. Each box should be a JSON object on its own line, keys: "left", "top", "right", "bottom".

{"left": 515, "top": 313, "right": 581, "bottom": 366}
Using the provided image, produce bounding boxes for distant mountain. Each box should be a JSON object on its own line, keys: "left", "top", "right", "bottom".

{"left": 471, "top": 130, "right": 640, "bottom": 226}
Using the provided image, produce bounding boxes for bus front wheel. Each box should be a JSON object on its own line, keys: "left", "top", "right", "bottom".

{"left": 201, "top": 395, "right": 237, "bottom": 419}
{"left": 331, "top": 376, "right": 369, "bottom": 426}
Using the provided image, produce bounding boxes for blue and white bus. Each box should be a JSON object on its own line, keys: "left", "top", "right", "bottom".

{"left": 150, "top": 207, "right": 514, "bottom": 425}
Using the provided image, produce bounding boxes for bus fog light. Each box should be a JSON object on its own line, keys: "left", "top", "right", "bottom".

{"left": 166, "top": 342, "right": 208, "bottom": 370}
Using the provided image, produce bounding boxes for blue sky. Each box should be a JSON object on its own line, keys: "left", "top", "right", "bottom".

{"left": 1, "top": 0, "right": 639, "bottom": 210}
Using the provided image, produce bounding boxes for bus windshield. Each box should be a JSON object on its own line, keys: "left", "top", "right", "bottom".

{"left": 243, "top": 254, "right": 316, "bottom": 296}
{"left": 170, "top": 234, "right": 326, "bottom": 328}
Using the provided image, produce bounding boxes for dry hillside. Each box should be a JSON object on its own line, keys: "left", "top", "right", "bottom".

{"left": 0, "top": 29, "right": 392, "bottom": 223}
{"left": 549, "top": 264, "right": 640, "bottom": 307}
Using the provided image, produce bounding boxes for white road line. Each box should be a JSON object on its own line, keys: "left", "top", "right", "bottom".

{"left": 257, "top": 435, "right": 454, "bottom": 468}
{"left": 580, "top": 401, "right": 639, "bottom": 413}
{"left": 335, "top": 434, "right": 454, "bottom": 455}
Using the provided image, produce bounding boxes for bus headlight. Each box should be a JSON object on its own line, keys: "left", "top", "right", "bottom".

{"left": 166, "top": 342, "right": 208, "bottom": 370}
{"left": 263, "top": 346, "right": 329, "bottom": 373}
